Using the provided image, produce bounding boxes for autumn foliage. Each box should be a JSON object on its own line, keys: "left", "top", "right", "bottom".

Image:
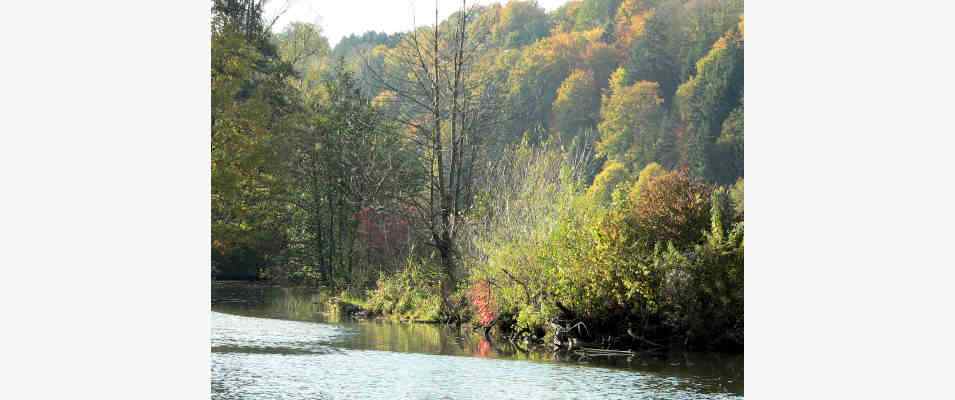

{"left": 211, "top": 0, "right": 745, "bottom": 350}
{"left": 355, "top": 207, "right": 410, "bottom": 254}
{"left": 632, "top": 168, "right": 713, "bottom": 246}
{"left": 468, "top": 280, "right": 498, "bottom": 327}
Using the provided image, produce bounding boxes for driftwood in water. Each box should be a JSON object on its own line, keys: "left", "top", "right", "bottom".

{"left": 627, "top": 328, "right": 665, "bottom": 348}
{"left": 573, "top": 346, "right": 634, "bottom": 357}
{"left": 551, "top": 320, "right": 591, "bottom": 349}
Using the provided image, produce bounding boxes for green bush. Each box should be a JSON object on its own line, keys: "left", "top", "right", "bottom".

{"left": 365, "top": 258, "right": 444, "bottom": 321}
{"left": 287, "top": 265, "right": 322, "bottom": 287}
{"left": 470, "top": 161, "right": 744, "bottom": 350}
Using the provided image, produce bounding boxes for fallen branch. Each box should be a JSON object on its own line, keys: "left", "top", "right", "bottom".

{"left": 627, "top": 328, "right": 665, "bottom": 348}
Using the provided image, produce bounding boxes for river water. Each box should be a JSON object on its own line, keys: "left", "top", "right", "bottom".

{"left": 211, "top": 282, "right": 743, "bottom": 399}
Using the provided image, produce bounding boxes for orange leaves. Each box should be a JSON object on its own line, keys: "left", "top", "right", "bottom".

{"left": 615, "top": 9, "right": 654, "bottom": 51}
{"left": 631, "top": 168, "right": 713, "bottom": 246}
{"left": 468, "top": 280, "right": 498, "bottom": 327}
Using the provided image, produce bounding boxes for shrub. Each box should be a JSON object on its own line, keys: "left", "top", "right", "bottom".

{"left": 626, "top": 162, "right": 665, "bottom": 205}
{"left": 467, "top": 280, "right": 498, "bottom": 327}
{"left": 287, "top": 265, "right": 322, "bottom": 287}
{"left": 464, "top": 145, "right": 743, "bottom": 350}
{"left": 631, "top": 168, "right": 713, "bottom": 247}
{"left": 587, "top": 159, "right": 630, "bottom": 205}
{"left": 365, "top": 258, "right": 444, "bottom": 321}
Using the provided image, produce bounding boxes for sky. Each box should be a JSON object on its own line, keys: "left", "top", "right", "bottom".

{"left": 265, "top": 0, "right": 572, "bottom": 47}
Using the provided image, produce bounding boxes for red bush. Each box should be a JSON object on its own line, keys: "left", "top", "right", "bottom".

{"left": 355, "top": 207, "right": 410, "bottom": 257}
{"left": 468, "top": 280, "right": 498, "bottom": 327}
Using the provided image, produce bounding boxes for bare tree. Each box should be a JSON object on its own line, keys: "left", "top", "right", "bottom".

{"left": 364, "top": 0, "right": 504, "bottom": 309}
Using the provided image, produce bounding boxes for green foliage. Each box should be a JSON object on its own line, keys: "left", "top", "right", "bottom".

{"left": 210, "top": 0, "right": 744, "bottom": 351}
{"left": 622, "top": 5, "right": 678, "bottom": 100}
{"left": 626, "top": 161, "right": 665, "bottom": 204}
{"left": 468, "top": 160, "right": 742, "bottom": 349}
{"left": 282, "top": 62, "right": 420, "bottom": 289}
{"left": 365, "top": 258, "right": 444, "bottom": 321}
{"left": 466, "top": 140, "right": 594, "bottom": 333}
{"left": 714, "top": 103, "right": 744, "bottom": 183}
{"left": 678, "top": 0, "right": 744, "bottom": 81}
{"left": 276, "top": 22, "right": 331, "bottom": 93}
{"left": 587, "top": 159, "right": 630, "bottom": 205}
{"left": 730, "top": 177, "right": 744, "bottom": 219}
{"left": 212, "top": 0, "right": 298, "bottom": 279}
{"left": 551, "top": 69, "right": 600, "bottom": 143}
{"left": 549, "top": 1, "right": 580, "bottom": 34}
{"left": 658, "top": 187, "right": 743, "bottom": 346}
{"left": 676, "top": 23, "right": 744, "bottom": 182}
{"left": 496, "top": 1, "right": 551, "bottom": 47}
{"left": 597, "top": 74, "right": 664, "bottom": 165}
{"left": 574, "top": 0, "right": 622, "bottom": 32}
{"left": 332, "top": 31, "right": 402, "bottom": 60}
{"left": 287, "top": 265, "right": 322, "bottom": 288}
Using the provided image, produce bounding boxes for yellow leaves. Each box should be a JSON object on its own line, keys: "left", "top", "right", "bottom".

{"left": 587, "top": 160, "right": 630, "bottom": 205}
{"left": 627, "top": 162, "right": 666, "bottom": 205}
{"left": 552, "top": 69, "right": 599, "bottom": 137}
{"left": 581, "top": 27, "right": 605, "bottom": 44}
{"left": 710, "top": 35, "right": 729, "bottom": 53}
{"left": 627, "top": 13, "right": 650, "bottom": 37}
{"left": 615, "top": 9, "right": 654, "bottom": 50}
{"left": 596, "top": 79, "right": 663, "bottom": 161}
{"left": 607, "top": 67, "right": 630, "bottom": 92}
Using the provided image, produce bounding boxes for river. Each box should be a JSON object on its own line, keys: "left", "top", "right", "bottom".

{"left": 211, "top": 282, "right": 743, "bottom": 399}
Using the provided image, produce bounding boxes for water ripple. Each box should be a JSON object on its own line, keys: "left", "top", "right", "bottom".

{"left": 211, "top": 312, "right": 742, "bottom": 400}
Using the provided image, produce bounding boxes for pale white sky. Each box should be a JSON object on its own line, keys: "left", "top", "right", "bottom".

{"left": 266, "top": 0, "right": 572, "bottom": 47}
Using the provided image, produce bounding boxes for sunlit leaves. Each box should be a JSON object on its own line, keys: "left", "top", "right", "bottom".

{"left": 496, "top": 0, "right": 550, "bottom": 47}
{"left": 596, "top": 74, "right": 664, "bottom": 164}
{"left": 631, "top": 168, "right": 713, "bottom": 246}
{"left": 626, "top": 161, "right": 665, "bottom": 204}
{"left": 675, "top": 23, "right": 743, "bottom": 182}
{"left": 587, "top": 159, "right": 629, "bottom": 205}
{"left": 552, "top": 69, "right": 600, "bottom": 143}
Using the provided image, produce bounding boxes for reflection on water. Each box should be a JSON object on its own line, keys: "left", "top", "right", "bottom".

{"left": 211, "top": 282, "right": 743, "bottom": 399}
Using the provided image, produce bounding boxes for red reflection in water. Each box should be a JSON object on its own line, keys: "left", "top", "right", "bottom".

{"left": 477, "top": 339, "right": 492, "bottom": 358}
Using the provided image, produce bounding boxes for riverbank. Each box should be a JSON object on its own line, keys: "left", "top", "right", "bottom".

{"left": 211, "top": 282, "right": 744, "bottom": 398}
{"left": 215, "top": 160, "right": 743, "bottom": 355}
{"left": 213, "top": 278, "right": 741, "bottom": 356}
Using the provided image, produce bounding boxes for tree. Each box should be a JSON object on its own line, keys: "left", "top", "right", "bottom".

{"left": 549, "top": 1, "right": 581, "bottom": 34}
{"left": 631, "top": 168, "right": 713, "bottom": 246}
{"left": 283, "top": 63, "right": 420, "bottom": 287}
{"left": 211, "top": 0, "right": 298, "bottom": 278}
{"left": 551, "top": 69, "right": 599, "bottom": 143}
{"left": 367, "top": 1, "right": 504, "bottom": 311}
{"left": 587, "top": 159, "right": 629, "bottom": 205}
{"left": 504, "top": 28, "right": 607, "bottom": 143}
{"left": 275, "top": 22, "right": 331, "bottom": 98}
{"left": 678, "top": 0, "right": 744, "bottom": 81}
{"left": 613, "top": 1, "right": 653, "bottom": 53}
{"left": 626, "top": 161, "right": 665, "bottom": 204}
{"left": 574, "top": 0, "right": 622, "bottom": 32}
{"left": 676, "top": 23, "right": 743, "bottom": 182}
{"left": 496, "top": 1, "right": 550, "bottom": 47}
{"left": 597, "top": 68, "right": 664, "bottom": 166}
{"left": 714, "top": 102, "right": 743, "bottom": 183}
{"left": 623, "top": 4, "right": 679, "bottom": 101}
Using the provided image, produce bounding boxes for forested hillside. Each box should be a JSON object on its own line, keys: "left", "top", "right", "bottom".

{"left": 212, "top": 0, "right": 743, "bottom": 351}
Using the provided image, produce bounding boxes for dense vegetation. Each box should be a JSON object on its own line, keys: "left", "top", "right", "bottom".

{"left": 212, "top": 0, "right": 743, "bottom": 351}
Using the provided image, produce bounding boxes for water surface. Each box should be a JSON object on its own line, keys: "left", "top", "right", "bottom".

{"left": 211, "top": 282, "right": 742, "bottom": 399}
